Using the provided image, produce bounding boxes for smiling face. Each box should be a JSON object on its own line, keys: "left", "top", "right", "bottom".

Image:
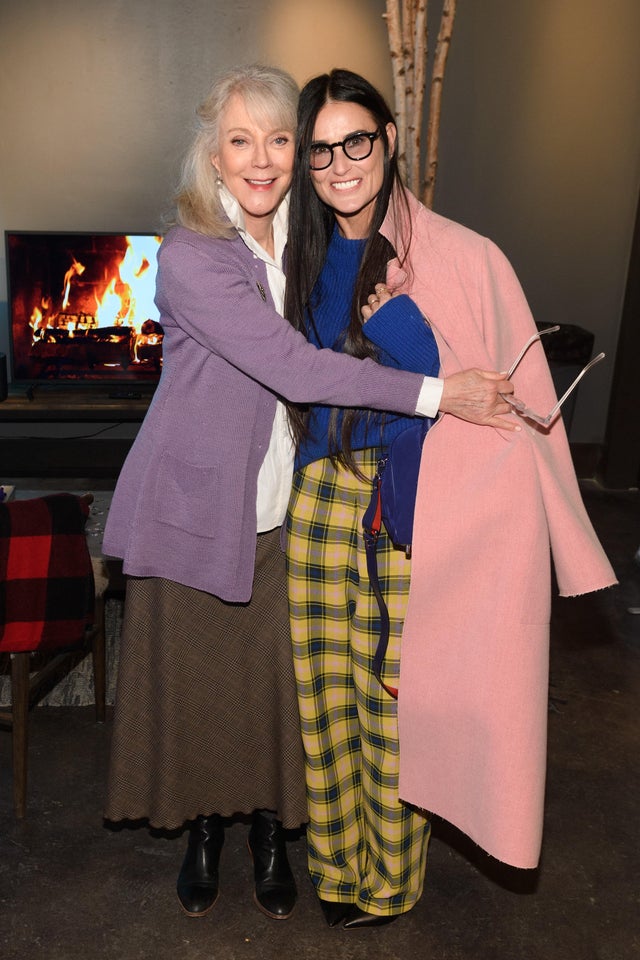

{"left": 309, "top": 100, "right": 396, "bottom": 239}
{"left": 211, "top": 92, "right": 295, "bottom": 246}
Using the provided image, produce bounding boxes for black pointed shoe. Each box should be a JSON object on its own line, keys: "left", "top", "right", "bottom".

{"left": 247, "top": 812, "right": 297, "bottom": 920}
{"left": 318, "top": 899, "right": 352, "bottom": 927}
{"left": 343, "top": 905, "right": 399, "bottom": 929}
{"left": 177, "top": 814, "right": 224, "bottom": 917}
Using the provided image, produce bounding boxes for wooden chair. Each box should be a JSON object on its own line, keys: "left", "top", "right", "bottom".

{"left": 0, "top": 492, "right": 106, "bottom": 817}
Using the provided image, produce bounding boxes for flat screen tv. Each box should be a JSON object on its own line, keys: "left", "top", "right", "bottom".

{"left": 5, "top": 231, "right": 163, "bottom": 393}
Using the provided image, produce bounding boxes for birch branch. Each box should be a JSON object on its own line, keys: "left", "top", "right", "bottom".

{"left": 423, "top": 0, "right": 457, "bottom": 208}
{"left": 384, "top": 0, "right": 407, "bottom": 179}
{"left": 409, "top": 0, "right": 428, "bottom": 194}
{"left": 401, "top": 0, "right": 416, "bottom": 188}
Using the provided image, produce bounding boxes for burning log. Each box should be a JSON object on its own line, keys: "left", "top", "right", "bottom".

{"left": 13, "top": 234, "right": 163, "bottom": 379}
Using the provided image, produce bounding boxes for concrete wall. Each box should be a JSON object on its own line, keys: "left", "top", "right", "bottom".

{"left": 1, "top": 0, "right": 638, "bottom": 444}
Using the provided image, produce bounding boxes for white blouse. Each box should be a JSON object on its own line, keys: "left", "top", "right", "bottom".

{"left": 219, "top": 186, "right": 294, "bottom": 533}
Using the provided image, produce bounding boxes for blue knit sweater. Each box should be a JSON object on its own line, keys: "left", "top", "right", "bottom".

{"left": 296, "top": 227, "right": 440, "bottom": 471}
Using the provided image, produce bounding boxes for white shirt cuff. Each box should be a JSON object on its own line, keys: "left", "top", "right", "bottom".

{"left": 415, "top": 376, "right": 444, "bottom": 418}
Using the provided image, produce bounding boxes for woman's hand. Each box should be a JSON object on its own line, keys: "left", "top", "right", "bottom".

{"left": 440, "top": 369, "right": 519, "bottom": 430}
{"left": 361, "top": 283, "right": 393, "bottom": 321}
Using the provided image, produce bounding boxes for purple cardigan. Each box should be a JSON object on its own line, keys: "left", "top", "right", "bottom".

{"left": 102, "top": 226, "right": 424, "bottom": 601}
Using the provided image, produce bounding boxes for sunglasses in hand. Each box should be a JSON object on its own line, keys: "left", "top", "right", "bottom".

{"left": 502, "top": 325, "right": 605, "bottom": 427}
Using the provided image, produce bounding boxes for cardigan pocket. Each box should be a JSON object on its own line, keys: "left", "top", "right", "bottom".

{"left": 154, "top": 451, "right": 220, "bottom": 538}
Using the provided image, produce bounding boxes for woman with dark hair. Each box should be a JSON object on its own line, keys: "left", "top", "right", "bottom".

{"left": 284, "top": 69, "right": 615, "bottom": 929}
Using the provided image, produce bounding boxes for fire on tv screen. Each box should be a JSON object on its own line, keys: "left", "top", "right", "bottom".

{"left": 5, "top": 231, "right": 164, "bottom": 387}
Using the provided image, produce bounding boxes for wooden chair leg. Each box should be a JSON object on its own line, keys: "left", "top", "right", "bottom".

{"left": 11, "top": 652, "right": 30, "bottom": 819}
{"left": 91, "top": 595, "right": 106, "bottom": 724}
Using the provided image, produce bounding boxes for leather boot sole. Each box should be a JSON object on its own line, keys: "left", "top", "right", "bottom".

{"left": 251, "top": 888, "right": 295, "bottom": 921}
{"left": 246, "top": 835, "right": 296, "bottom": 920}
{"left": 177, "top": 887, "right": 220, "bottom": 918}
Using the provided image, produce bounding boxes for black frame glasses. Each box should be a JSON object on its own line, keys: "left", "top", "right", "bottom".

{"left": 308, "top": 130, "right": 381, "bottom": 170}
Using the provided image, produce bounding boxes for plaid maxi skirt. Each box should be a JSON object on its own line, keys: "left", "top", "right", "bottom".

{"left": 105, "top": 527, "right": 308, "bottom": 830}
{"left": 285, "top": 450, "right": 430, "bottom": 916}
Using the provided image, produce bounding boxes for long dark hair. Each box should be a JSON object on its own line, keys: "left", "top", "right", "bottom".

{"left": 284, "top": 68, "right": 412, "bottom": 473}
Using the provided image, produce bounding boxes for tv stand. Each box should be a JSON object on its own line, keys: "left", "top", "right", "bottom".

{"left": 108, "top": 389, "right": 144, "bottom": 400}
{"left": 0, "top": 387, "right": 153, "bottom": 477}
{"left": 0, "top": 387, "right": 153, "bottom": 421}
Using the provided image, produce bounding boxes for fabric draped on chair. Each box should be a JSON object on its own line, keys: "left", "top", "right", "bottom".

{"left": 0, "top": 493, "right": 96, "bottom": 653}
{"left": 0, "top": 492, "right": 104, "bottom": 818}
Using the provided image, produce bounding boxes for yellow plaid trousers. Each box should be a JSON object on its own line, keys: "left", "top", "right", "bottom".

{"left": 285, "top": 449, "right": 430, "bottom": 916}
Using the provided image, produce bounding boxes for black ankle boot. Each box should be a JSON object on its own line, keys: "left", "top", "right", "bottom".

{"left": 247, "top": 811, "right": 297, "bottom": 920}
{"left": 177, "top": 814, "right": 224, "bottom": 917}
{"left": 319, "top": 898, "right": 352, "bottom": 927}
{"left": 343, "top": 905, "right": 399, "bottom": 929}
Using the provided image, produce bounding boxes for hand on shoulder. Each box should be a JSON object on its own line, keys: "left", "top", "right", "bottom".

{"left": 360, "top": 283, "right": 394, "bottom": 321}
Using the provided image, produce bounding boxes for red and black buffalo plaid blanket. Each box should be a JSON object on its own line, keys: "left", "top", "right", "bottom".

{"left": 0, "top": 494, "right": 95, "bottom": 653}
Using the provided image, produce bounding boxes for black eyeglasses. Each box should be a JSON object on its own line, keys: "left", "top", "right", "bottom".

{"left": 308, "top": 130, "right": 381, "bottom": 170}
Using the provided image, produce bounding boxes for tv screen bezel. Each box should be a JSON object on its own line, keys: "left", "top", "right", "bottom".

{"left": 4, "top": 229, "right": 164, "bottom": 395}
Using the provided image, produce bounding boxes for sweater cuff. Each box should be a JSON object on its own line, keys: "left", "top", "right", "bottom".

{"left": 362, "top": 295, "right": 440, "bottom": 376}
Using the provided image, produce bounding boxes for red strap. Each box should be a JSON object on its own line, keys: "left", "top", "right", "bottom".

{"left": 372, "top": 478, "right": 382, "bottom": 536}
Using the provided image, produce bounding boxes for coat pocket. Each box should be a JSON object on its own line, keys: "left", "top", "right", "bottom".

{"left": 154, "top": 451, "right": 220, "bottom": 539}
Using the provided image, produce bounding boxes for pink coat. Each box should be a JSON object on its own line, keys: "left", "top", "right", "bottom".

{"left": 382, "top": 192, "right": 616, "bottom": 868}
